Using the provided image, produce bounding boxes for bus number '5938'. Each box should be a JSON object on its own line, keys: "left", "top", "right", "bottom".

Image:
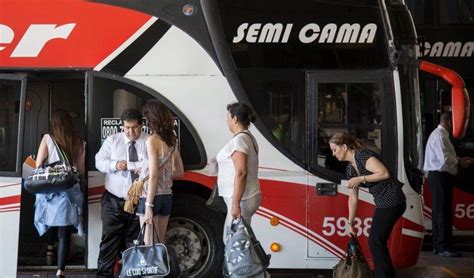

{"left": 322, "top": 217, "right": 372, "bottom": 237}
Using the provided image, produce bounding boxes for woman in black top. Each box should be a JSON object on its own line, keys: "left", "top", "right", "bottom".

{"left": 329, "top": 132, "right": 406, "bottom": 278}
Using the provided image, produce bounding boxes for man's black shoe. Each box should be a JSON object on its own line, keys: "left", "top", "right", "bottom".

{"left": 432, "top": 249, "right": 438, "bottom": 255}
{"left": 438, "top": 250, "right": 462, "bottom": 257}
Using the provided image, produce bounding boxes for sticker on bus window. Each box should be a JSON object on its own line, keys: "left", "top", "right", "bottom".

{"left": 100, "top": 118, "right": 181, "bottom": 146}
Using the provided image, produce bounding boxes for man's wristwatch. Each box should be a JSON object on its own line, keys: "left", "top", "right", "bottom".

{"left": 145, "top": 202, "right": 154, "bottom": 208}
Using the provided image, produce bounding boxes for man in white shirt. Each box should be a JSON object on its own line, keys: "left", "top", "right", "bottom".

{"left": 423, "top": 112, "right": 472, "bottom": 257}
{"left": 95, "top": 109, "right": 148, "bottom": 277}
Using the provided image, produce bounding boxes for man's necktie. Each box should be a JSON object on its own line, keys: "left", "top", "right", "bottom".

{"left": 129, "top": 141, "right": 138, "bottom": 181}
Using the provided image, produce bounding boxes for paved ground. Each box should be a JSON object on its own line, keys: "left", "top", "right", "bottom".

{"left": 410, "top": 251, "right": 474, "bottom": 278}
{"left": 17, "top": 251, "right": 474, "bottom": 278}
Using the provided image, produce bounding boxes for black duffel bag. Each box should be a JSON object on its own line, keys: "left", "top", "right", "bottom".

{"left": 121, "top": 222, "right": 181, "bottom": 278}
{"left": 24, "top": 137, "right": 79, "bottom": 194}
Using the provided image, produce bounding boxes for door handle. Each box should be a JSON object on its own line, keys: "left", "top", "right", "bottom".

{"left": 316, "top": 183, "right": 337, "bottom": 196}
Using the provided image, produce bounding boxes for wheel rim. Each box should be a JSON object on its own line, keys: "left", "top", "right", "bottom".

{"left": 166, "top": 217, "right": 211, "bottom": 276}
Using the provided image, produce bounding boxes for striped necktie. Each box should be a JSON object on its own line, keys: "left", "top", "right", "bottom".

{"left": 129, "top": 141, "right": 138, "bottom": 181}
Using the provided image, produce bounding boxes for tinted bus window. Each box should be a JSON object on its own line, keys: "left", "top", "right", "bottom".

{"left": 317, "top": 82, "right": 383, "bottom": 175}
{"left": 239, "top": 70, "right": 306, "bottom": 162}
{"left": 218, "top": 0, "right": 389, "bottom": 69}
{"left": 0, "top": 79, "right": 21, "bottom": 172}
{"left": 439, "top": 0, "right": 474, "bottom": 24}
{"left": 405, "top": 0, "right": 425, "bottom": 24}
{"left": 88, "top": 74, "right": 204, "bottom": 170}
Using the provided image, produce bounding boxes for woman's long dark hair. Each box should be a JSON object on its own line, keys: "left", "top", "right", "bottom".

{"left": 142, "top": 99, "right": 176, "bottom": 147}
{"left": 49, "top": 109, "right": 82, "bottom": 163}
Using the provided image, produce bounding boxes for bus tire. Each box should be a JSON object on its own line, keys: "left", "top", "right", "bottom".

{"left": 169, "top": 194, "right": 225, "bottom": 277}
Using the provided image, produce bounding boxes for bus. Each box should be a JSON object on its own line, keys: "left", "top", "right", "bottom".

{"left": 0, "top": 0, "right": 469, "bottom": 276}
{"left": 406, "top": 0, "right": 474, "bottom": 237}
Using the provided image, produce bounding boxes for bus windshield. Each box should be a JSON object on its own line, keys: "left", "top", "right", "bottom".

{"left": 406, "top": 0, "right": 474, "bottom": 25}
{"left": 439, "top": 0, "right": 474, "bottom": 25}
{"left": 218, "top": 0, "right": 389, "bottom": 69}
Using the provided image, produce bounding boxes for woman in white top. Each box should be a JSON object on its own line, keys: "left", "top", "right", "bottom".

{"left": 139, "top": 100, "right": 184, "bottom": 244}
{"left": 216, "top": 102, "right": 261, "bottom": 237}
{"left": 34, "top": 109, "right": 85, "bottom": 278}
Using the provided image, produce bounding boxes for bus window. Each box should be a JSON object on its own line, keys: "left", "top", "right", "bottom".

{"left": 405, "top": 0, "right": 425, "bottom": 24}
{"left": 239, "top": 69, "right": 306, "bottom": 163}
{"left": 218, "top": 0, "right": 389, "bottom": 69}
{"left": 315, "top": 82, "right": 384, "bottom": 176}
{"left": 0, "top": 77, "right": 25, "bottom": 174}
{"left": 439, "top": 0, "right": 474, "bottom": 24}
{"left": 87, "top": 72, "right": 205, "bottom": 170}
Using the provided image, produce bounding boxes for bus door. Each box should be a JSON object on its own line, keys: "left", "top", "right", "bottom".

{"left": 306, "top": 71, "right": 396, "bottom": 262}
{"left": 0, "top": 74, "right": 26, "bottom": 276}
{"left": 419, "top": 76, "right": 451, "bottom": 138}
{"left": 85, "top": 71, "right": 155, "bottom": 268}
{"left": 15, "top": 71, "right": 86, "bottom": 270}
{"left": 86, "top": 71, "right": 214, "bottom": 275}
{"left": 420, "top": 77, "right": 474, "bottom": 234}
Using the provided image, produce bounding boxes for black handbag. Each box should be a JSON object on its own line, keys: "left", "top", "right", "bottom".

{"left": 206, "top": 184, "right": 227, "bottom": 213}
{"left": 121, "top": 222, "right": 181, "bottom": 278}
{"left": 333, "top": 235, "right": 373, "bottom": 278}
{"left": 24, "top": 136, "right": 79, "bottom": 194}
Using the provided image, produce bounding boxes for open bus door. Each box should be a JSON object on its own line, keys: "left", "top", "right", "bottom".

{"left": 0, "top": 74, "right": 26, "bottom": 276}
{"left": 306, "top": 70, "right": 400, "bottom": 265}
{"left": 418, "top": 60, "right": 474, "bottom": 238}
{"left": 419, "top": 60, "right": 470, "bottom": 139}
{"left": 0, "top": 71, "right": 88, "bottom": 275}
{"left": 84, "top": 70, "right": 157, "bottom": 268}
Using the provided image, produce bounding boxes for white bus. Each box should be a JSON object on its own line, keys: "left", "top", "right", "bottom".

{"left": 0, "top": 0, "right": 469, "bottom": 277}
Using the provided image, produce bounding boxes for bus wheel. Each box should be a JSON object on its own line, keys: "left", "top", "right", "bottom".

{"left": 168, "top": 194, "right": 225, "bottom": 277}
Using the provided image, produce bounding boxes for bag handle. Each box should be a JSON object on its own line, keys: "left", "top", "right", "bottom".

{"left": 230, "top": 217, "right": 260, "bottom": 244}
{"left": 50, "top": 136, "right": 72, "bottom": 167}
{"left": 235, "top": 217, "right": 259, "bottom": 242}
{"left": 234, "top": 131, "right": 258, "bottom": 155}
{"left": 135, "top": 221, "right": 162, "bottom": 246}
{"left": 345, "top": 235, "right": 367, "bottom": 264}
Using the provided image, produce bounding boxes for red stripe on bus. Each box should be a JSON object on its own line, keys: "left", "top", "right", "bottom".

{"left": 0, "top": 183, "right": 21, "bottom": 189}
{"left": 0, "top": 195, "right": 21, "bottom": 206}
{"left": 0, "top": 205, "right": 21, "bottom": 213}
{"left": 179, "top": 172, "right": 216, "bottom": 188}
{"left": 256, "top": 210, "right": 345, "bottom": 258}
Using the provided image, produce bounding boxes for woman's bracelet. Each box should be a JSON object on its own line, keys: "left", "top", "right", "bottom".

{"left": 361, "top": 175, "right": 367, "bottom": 184}
{"left": 145, "top": 202, "right": 154, "bottom": 208}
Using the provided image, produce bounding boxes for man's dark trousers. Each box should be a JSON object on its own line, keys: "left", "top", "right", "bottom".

{"left": 97, "top": 190, "right": 139, "bottom": 277}
{"left": 428, "top": 171, "right": 455, "bottom": 252}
